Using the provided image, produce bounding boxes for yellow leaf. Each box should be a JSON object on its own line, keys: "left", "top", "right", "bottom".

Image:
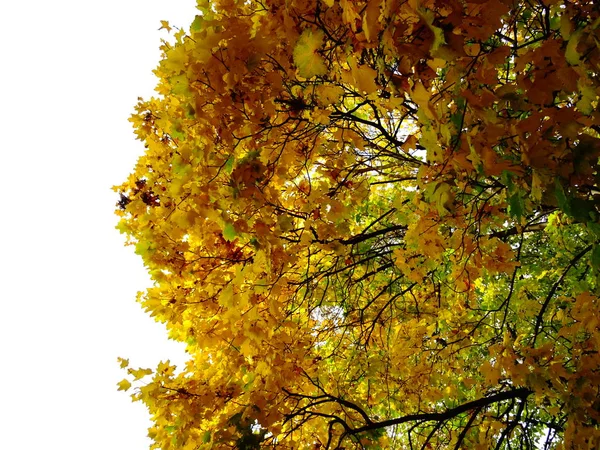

{"left": 363, "top": 1, "right": 381, "bottom": 42}
{"left": 349, "top": 57, "right": 378, "bottom": 94}
{"left": 559, "top": 14, "right": 572, "bottom": 39}
{"left": 576, "top": 83, "right": 597, "bottom": 115}
{"left": 159, "top": 20, "right": 172, "bottom": 32}
{"left": 480, "top": 361, "right": 499, "bottom": 385}
{"left": 565, "top": 28, "right": 582, "bottom": 65}
{"left": 411, "top": 82, "right": 436, "bottom": 121}
{"left": 240, "top": 338, "right": 254, "bottom": 357}
{"left": 426, "top": 58, "right": 446, "bottom": 71}
{"left": 312, "top": 108, "right": 331, "bottom": 125}
{"left": 118, "top": 357, "right": 129, "bottom": 369}
{"left": 293, "top": 29, "right": 328, "bottom": 78}
{"left": 315, "top": 85, "right": 344, "bottom": 106}
{"left": 117, "top": 379, "right": 132, "bottom": 391}
{"left": 420, "top": 125, "right": 443, "bottom": 163}
{"left": 464, "top": 43, "right": 480, "bottom": 57}
{"left": 128, "top": 367, "right": 153, "bottom": 380}
{"left": 418, "top": 7, "right": 445, "bottom": 54}
{"left": 434, "top": 182, "right": 454, "bottom": 216}
{"left": 218, "top": 284, "right": 234, "bottom": 308}
{"left": 340, "top": 0, "right": 361, "bottom": 31}
{"left": 425, "top": 181, "right": 454, "bottom": 215}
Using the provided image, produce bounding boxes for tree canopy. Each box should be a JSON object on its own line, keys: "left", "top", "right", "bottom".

{"left": 114, "top": 0, "right": 600, "bottom": 448}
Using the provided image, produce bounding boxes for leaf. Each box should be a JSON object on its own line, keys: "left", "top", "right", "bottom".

{"left": 531, "top": 170, "right": 543, "bottom": 203}
{"left": 429, "top": 182, "right": 454, "bottom": 216}
{"left": 293, "top": 29, "right": 327, "bottom": 78}
{"left": 576, "top": 84, "right": 597, "bottom": 115}
{"left": 480, "top": 361, "right": 500, "bottom": 385}
{"left": 591, "top": 245, "right": 600, "bottom": 270}
{"left": 191, "top": 15, "right": 204, "bottom": 32}
{"left": 340, "top": 0, "right": 361, "bottom": 30}
{"left": 411, "top": 82, "right": 436, "bottom": 121}
{"left": 565, "top": 28, "right": 583, "bottom": 65}
{"left": 159, "top": 20, "right": 172, "bottom": 32}
{"left": 559, "top": 14, "right": 572, "bottom": 39}
{"left": 128, "top": 367, "right": 153, "bottom": 380}
{"left": 224, "top": 155, "right": 235, "bottom": 174}
{"left": 570, "top": 198, "right": 597, "bottom": 223}
{"left": 223, "top": 222, "right": 237, "bottom": 241}
{"left": 418, "top": 7, "right": 446, "bottom": 54}
{"left": 349, "top": 57, "right": 378, "bottom": 94}
{"left": 117, "top": 379, "right": 132, "bottom": 392}
{"left": 118, "top": 357, "right": 129, "bottom": 369}
{"left": 508, "top": 192, "right": 524, "bottom": 221}
{"left": 362, "top": 0, "right": 381, "bottom": 42}
{"left": 555, "top": 179, "right": 571, "bottom": 216}
{"left": 218, "top": 284, "right": 234, "bottom": 308}
{"left": 315, "top": 85, "right": 344, "bottom": 106}
{"left": 420, "top": 125, "right": 443, "bottom": 163}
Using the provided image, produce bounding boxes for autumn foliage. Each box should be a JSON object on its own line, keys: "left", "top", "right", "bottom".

{"left": 115, "top": 0, "right": 600, "bottom": 448}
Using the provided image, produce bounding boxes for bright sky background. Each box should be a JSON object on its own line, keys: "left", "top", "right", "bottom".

{"left": 0, "top": 1, "right": 199, "bottom": 448}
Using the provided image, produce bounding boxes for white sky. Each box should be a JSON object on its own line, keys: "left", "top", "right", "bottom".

{"left": 0, "top": 1, "right": 198, "bottom": 448}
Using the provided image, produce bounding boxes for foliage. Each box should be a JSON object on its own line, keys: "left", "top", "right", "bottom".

{"left": 114, "top": 0, "right": 600, "bottom": 448}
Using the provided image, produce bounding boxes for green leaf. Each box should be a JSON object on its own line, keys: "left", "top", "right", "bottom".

{"left": 135, "top": 240, "right": 153, "bottom": 257}
{"left": 590, "top": 245, "right": 600, "bottom": 269}
{"left": 501, "top": 171, "right": 515, "bottom": 191}
{"left": 570, "top": 198, "right": 596, "bottom": 222}
{"left": 202, "top": 431, "right": 211, "bottom": 443}
{"left": 555, "top": 179, "right": 596, "bottom": 222}
{"left": 508, "top": 192, "right": 524, "bottom": 220}
{"left": 172, "top": 154, "right": 190, "bottom": 176}
{"left": 169, "top": 74, "right": 189, "bottom": 95}
{"left": 450, "top": 97, "right": 466, "bottom": 132}
{"left": 590, "top": 244, "right": 600, "bottom": 269}
{"left": 224, "top": 155, "right": 235, "bottom": 174}
{"left": 223, "top": 222, "right": 237, "bottom": 241}
{"left": 191, "top": 15, "right": 204, "bottom": 32}
{"left": 555, "top": 179, "right": 571, "bottom": 216}
{"left": 115, "top": 221, "right": 129, "bottom": 234}
{"left": 587, "top": 221, "right": 600, "bottom": 239}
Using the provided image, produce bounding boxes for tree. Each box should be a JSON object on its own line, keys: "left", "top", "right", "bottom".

{"left": 114, "top": 0, "right": 600, "bottom": 448}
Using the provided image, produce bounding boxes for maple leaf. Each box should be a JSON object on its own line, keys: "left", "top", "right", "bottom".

{"left": 116, "top": 379, "right": 131, "bottom": 392}
{"left": 128, "top": 367, "right": 153, "bottom": 380}
{"left": 293, "top": 28, "right": 327, "bottom": 78}
{"left": 158, "top": 20, "right": 172, "bottom": 32}
{"left": 117, "top": 357, "right": 129, "bottom": 369}
{"left": 349, "top": 56, "right": 378, "bottom": 94}
{"left": 565, "top": 28, "right": 582, "bottom": 65}
{"left": 418, "top": 7, "right": 446, "bottom": 55}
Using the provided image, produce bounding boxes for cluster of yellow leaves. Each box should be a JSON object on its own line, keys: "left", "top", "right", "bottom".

{"left": 115, "top": 0, "right": 600, "bottom": 448}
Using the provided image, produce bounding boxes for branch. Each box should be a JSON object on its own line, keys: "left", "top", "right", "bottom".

{"left": 531, "top": 244, "right": 593, "bottom": 346}
{"left": 340, "top": 224, "right": 407, "bottom": 246}
{"left": 488, "top": 221, "right": 547, "bottom": 240}
{"left": 346, "top": 388, "right": 532, "bottom": 436}
{"left": 453, "top": 406, "right": 483, "bottom": 450}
